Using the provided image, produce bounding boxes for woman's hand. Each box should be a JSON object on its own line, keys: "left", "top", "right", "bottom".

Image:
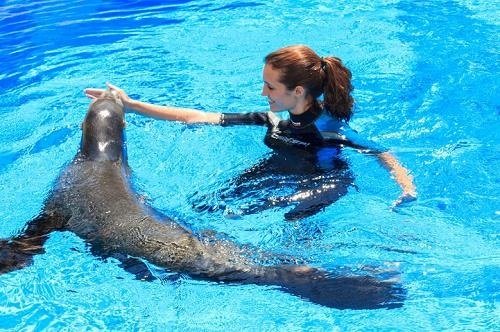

{"left": 392, "top": 191, "right": 417, "bottom": 208}
{"left": 84, "top": 82, "right": 132, "bottom": 107}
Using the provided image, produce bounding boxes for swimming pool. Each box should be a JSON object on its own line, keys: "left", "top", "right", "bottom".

{"left": 0, "top": 0, "right": 498, "bottom": 330}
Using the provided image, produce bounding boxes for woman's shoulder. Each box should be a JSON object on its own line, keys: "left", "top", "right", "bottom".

{"left": 316, "top": 115, "right": 387, "bottom": 153}
{"left": 315, "top": 114, "right": 348, "bottom": 132}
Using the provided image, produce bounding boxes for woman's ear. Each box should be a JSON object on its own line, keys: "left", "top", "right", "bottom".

{"left": 293, "top": 85, "right": 306, "bottom": 97}
{"left": 294, "top": 86, "right": 305, "bottom": 97}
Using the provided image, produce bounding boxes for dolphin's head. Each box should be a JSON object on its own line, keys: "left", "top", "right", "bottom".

{"left": 81, "top": 90, "right": 126, "bottom": 163}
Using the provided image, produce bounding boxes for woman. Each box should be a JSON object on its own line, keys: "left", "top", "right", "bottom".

{"left": 85, "top": 45, "right": 416, "bottom": 220}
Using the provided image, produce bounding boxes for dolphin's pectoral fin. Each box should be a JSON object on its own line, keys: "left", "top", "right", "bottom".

{"left": 0, "top": 212, "right": 65, "bottom": 275}
{"left": 90, "top": 249, "right": 157, "bottom": 281}
{"left": 115, "top": 254, "right": 157, "bottom": 281}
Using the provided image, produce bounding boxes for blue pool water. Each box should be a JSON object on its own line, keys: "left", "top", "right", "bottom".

{"left": 0, "top": 0, "right": 498, "bottom": 330}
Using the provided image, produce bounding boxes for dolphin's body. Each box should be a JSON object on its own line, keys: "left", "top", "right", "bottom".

{"left": 0, "top": 93, "right": 405, "bottom": 309}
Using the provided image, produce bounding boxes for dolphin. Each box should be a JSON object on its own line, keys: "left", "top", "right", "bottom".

{"left": 0, "top": 91, "right": 405, "bottom": 309}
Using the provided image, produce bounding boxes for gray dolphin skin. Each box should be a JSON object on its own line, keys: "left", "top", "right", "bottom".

{"left": 0, "top": 92, "right": 405, "bottom": 309}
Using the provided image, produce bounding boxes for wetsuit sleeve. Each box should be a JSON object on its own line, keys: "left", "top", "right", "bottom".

{"left": 322, "top": 125, "right": 388, "bottom": 154}
{"left": 220, "top": 112, "right": 269, "bottom": 126}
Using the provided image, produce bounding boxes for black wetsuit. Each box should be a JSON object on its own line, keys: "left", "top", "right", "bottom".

{"left": 192, "top": 110, "right": 386, "bottom": 220}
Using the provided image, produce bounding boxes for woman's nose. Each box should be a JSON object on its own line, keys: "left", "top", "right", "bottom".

{"left": 261, "top": 85, "right": 267, "bottom": 96}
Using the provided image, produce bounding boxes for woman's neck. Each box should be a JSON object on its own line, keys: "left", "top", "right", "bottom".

{"left": 288, "top": 102, "right": 321, "bottom": 127}
{"left": 289, "top": 97, "right": 315, "bottom": 115}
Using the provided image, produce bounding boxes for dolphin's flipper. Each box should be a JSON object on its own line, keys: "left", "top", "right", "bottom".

{"left": 87, "top": 243, "right": 157, "bottom": 281}
{"left": 214, "top": 265, "right": 404, "bottom": 310}
{"left": 0, "top": 212, "right": 65, "bottom": 274}
{"left": 106, "top": 252, "right": 157, "bottom": 281}
{"left": 267, "top": 266, "right": 405, "bottom": 309}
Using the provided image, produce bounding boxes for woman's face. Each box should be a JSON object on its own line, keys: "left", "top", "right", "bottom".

{"left": 261, "top": 64, "right": 298, "bottom": 113}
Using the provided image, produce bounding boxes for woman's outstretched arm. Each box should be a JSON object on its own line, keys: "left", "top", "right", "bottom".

{"left": 84, "top": 83, "right": 221, "bottom": 124}
{"left": 377, "top": 152, "right": 417, "bottom": 207}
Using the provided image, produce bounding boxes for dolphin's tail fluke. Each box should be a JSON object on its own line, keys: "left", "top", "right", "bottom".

{"left": 0, "top": 213, "right": 64, "bottom": 274}
{"left": 250, "top": 265, "right": 406, "bottom": 310}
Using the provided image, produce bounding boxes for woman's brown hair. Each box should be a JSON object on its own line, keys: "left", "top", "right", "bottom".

{"left": 264, "top": 45, "right": 354, "bottom": 121}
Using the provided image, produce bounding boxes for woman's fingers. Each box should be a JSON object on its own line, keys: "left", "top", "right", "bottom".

{"left": 106, "top": 82, "right": 124, "bottom": 95}
{"left": 106, "top": 82, "right": 118, "bottom": 90}
{"left": 84, "top": 88, "right": 105, "bottom": 99}
{"left": 392, "top": 193, "right": 417, "bottom": 209}
{"left": 105, "top": 82, "right": 129, "bottom": 103}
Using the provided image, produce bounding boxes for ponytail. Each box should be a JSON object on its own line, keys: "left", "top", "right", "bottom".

{"left": 321, "top": 57, "right": 354, "bottom": 122}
